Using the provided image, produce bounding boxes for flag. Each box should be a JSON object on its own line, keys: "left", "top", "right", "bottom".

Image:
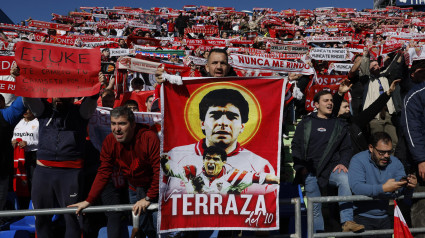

{"left": 159, "top": 77, "right": 286, "bottom": 232}
{"left": 394, "top": 200, "right": 413, "bottom": 238}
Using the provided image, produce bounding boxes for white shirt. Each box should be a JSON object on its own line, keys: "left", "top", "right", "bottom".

{"left": 12, "top": 118, "right": 39, "bottom": 152}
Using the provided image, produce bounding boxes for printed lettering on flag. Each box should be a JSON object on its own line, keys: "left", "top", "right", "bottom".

{"left": 229, "top": 54, "right": 315, "bottom": 75}
{"left": 310, "top": 48, "right": 349, "bottom": 61}
{"left": 14, "top": 41, "right": 101, "bottom": 98}
{"left": 160, "top": 77, "right": 286, "bottom": 232}
{"left": 305, "top": 75, "right": 350, "bottom": 112}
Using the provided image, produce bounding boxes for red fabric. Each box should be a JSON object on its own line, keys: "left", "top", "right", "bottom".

{"left": 181, "top": 69, "right": 202, "bottom": 77}
{"left": 394, "top": 200, "right": 414, "bottom": 238}
{"left": 86, "top": 125, "right": 160, "bottom": 203}
{"left": 168, "top": 22, "right": 175, "bottom": 32}
{"left": 14, "top": 41, "right": 101, "bottom": 98}
{"left": 13, "top": 138, "right": 29, "bottom": 197}
{"left": 38, "top": 159, "right": 84, "bottom": 168}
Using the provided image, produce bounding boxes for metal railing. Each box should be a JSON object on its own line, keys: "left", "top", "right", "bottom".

{"left": 0, "top": 200, "right": 301, "bottom": 238}
{"left": 306, "top": 192, "right": 425, "bottom": 238}
{"left": 0, "top": 203, "right": 159, "bottom": 232}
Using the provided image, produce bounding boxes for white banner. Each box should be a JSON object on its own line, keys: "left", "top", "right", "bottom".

{"left": 328, "top": 63, "right": 353, "bottom": 72}
{"left": 118, "top": 56, "right": 161, "bottom": 74}
{"left": 310, "top": 48, "right": 349, "bottom": 61}
{"left": 229, "top": 53, "right": 315, "bottom": 75}
{"left": 103, "top": 48, "right": 135, "bottom": 57}
{"left": 305, "top": 36, "right": 352, "bottom": 43}
{"left": 129, "top": 21, "right": 158, "bottom": 29}
{"left": 407, "top": 46, "right": 425, "bottom": 66}
{"left": 270, "top": 44, "right": 309, "bottom": 53}
{"left": 188, "top": 56, "right": 207, "bottom": 65}
{"left": 83, "top": 41, "right": 116, "bottom": 48}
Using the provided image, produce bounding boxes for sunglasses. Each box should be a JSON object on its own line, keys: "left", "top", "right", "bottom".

{"left": 374, "top": 147, "right": 394, "bottom": 156}
{"left": 172, "top": 55, "right": 178, "bottom": 58}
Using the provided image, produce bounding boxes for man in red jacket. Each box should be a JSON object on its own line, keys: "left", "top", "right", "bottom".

{"left": 69, "top": 106, "right": 160, "bottom": 238}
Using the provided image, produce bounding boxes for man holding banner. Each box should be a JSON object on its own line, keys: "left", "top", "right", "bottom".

{"left": 12, "top": 41, "right": 104, "bottom": 238}
{"left": 159, "top": 47, "right": 285, "bottom": 232}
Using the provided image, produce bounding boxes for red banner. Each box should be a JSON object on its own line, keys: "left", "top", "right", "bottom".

{"left": 160, "top": 77, "right": 285, "bottom": 232}
{"left": 14, "top": 41, "right": 101, "bottom": 98}
{"left": 29, "top": 20, "right": 73, "bottom": 31}
{"left": 0, "top": 56, "right": 15, "bottom": 75}
{"left": 305, "top": 75, "right": 349, "bottom": 112}
{"left": 127, "top": 35, "right": 161, "bottom": 47}
{"left": 0, "top": 81, "right": 16, "bottom": 94}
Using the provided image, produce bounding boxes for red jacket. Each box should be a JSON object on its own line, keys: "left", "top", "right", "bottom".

{"left": 86, "top": 125, "right": 160, "bottom": 203}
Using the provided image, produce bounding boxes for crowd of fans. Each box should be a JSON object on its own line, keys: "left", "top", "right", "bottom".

{"left": 0, "top": 3, "right": 425, "bottom": 238}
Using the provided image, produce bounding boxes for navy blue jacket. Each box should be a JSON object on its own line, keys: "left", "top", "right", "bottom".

{"left": 36, "top": 100, "right": 89, "bottom": 161}
{"left": 401, "top": 81, "right": 425, "bottom": 165}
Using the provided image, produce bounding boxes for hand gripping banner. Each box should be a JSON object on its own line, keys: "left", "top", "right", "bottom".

{"left": 159, "top": 77, "right": 286, "bottom": 232}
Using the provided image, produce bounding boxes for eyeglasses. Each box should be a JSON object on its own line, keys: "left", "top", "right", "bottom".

{"left": 374, "top": 147, "right": 394, "bottom": 156}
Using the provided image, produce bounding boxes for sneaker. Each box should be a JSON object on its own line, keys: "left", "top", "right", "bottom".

{"left": 342, "top": 221, "right": 365, "bottom": 232}
{"left": 283, "top": 134, "right": 289, "bottom": 139}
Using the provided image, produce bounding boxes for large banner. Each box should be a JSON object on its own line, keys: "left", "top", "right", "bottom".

{"left": 160, "top": 77, "right": 285, "bottom": 232}
{"left": 14, "top": 41, "right": 101, "bottom": 98}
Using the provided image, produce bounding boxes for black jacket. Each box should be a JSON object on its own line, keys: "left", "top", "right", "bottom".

{"left": 292, "top": 113, "right": 352, "bottom": 187}
{"left": 37, "top": 100, "right": 89, "bottom": 161}
{"left": 333, "top": 92, "right": 392, "bottom": 155}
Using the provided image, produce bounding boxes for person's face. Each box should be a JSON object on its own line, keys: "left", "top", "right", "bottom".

{"left": 23, "top": 109, "right": 35, "bottom": 120}
{"left": 101, "top": 94, "right": 115, "bottom": 108}
{"left": 370, "top": 61, "right": 380, "bottom": 76}
{"left": 52, "top": 97, "right": 73, "bottom": 111}
{"left": 102, "top": 50, "right": 110, "bottom": 58}
{"left": 202, "top": 103, "right": 244, "bottom": 149}
{"left": 126, "top": 105, "right": 139, "bottom": 112}
{"left": 411, "top": 68, "right": 425, "bottom": 83}
{"left": 369, "top": 140, "right": 393, "bottom": 168}
{"left": 171, "top": 54, "right": 179, "bottom": 62}
{"left": 111, "top": 116, "right": 135, "bottom": 143}
{"left": 203, "top": 153, "right": 225, "bottom": 177}
{"left": 222, "top": 32, "right": 228, "bottom": 38}
{"left": 338, "top": 101, "right": 350, "bottom": 117}
{"left": 314, "top": 93, "right": 333, "bottom": 118}
{"left": 144, "top": 32, "right": 151, "bottom": 38}
{"left": 118, "top": 39, "right": 125, "bottom": 47}
{"left": 145, "top": 97, "right": 153, "bottom": 112}
{"left": 206, "top": 52, "right": 230, "bottom": 77}
{"left": 203, "top": 51, "right": 209, "bottom": 59}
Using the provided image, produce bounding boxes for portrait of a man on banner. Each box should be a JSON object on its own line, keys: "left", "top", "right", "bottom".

{"left": 159, "top": 77, "right": 286, "bottom": 232}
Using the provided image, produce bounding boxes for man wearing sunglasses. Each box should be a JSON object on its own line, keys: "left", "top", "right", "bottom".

{"left": 349, "top": 132, "right": 417, "bottom": 236}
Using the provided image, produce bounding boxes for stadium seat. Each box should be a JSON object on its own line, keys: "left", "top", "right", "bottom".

{"left": 0, "top": 230, "right": 31, "bottom": 238}
{"left": 9, "top": 201, "right": 35, "bottom": 233}
{"left": 97, "top": 225, "right": 133, "bottom": 238}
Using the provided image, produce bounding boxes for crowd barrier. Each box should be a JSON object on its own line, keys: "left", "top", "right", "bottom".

{"left": 306, "top": 192, "right": 425, "bottom": 238}
{"left": 0, "top": 199, "right": 301, "bottom": 238}
{"left": 4, "top": 193, "right": 424, "bottom": 238}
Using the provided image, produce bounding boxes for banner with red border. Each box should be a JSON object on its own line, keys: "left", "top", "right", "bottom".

{"left": 160, "top": 77, "right": 285, "bottom": 232}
